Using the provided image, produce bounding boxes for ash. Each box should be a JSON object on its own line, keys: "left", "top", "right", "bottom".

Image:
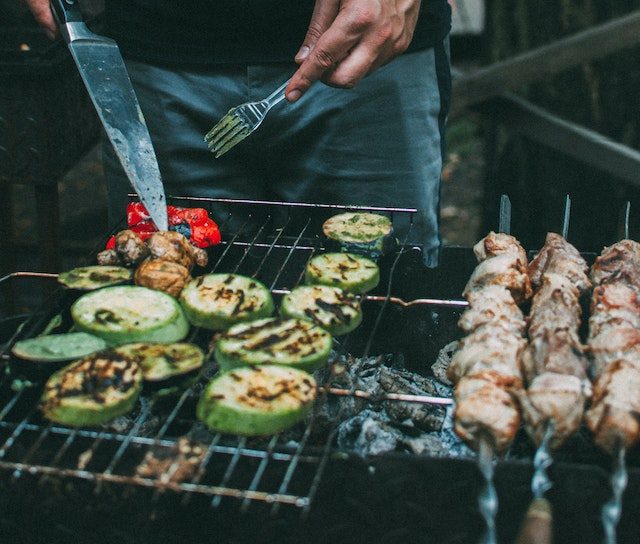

{"left": 311, "top": 353, "right": 473, "bottom": 459}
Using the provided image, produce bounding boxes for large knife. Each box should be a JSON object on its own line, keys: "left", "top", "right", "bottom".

{"left": 51, "top": 0, "right": 168, "bottom": 231}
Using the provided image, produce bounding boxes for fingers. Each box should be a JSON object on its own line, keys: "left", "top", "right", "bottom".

{"left": 24, "top": 0, "right": 58, "bottom": 39}
{"left": 295, "top": 0, "right": 341, "bottom": 64}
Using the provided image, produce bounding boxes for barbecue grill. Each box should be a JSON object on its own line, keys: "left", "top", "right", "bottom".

{"left": 1, "top": 196, "right": 639, "bottom": 544}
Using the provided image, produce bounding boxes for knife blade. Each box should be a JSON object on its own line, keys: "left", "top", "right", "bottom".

{"left": 50, "top": 0, "right": 168, "bottom": 231}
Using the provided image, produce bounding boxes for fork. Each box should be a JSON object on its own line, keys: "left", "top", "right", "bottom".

{"left": 204, "top": 78, "right": 291, "bottom": 158}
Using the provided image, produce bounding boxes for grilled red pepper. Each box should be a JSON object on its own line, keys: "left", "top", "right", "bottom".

{"left": 107, "top": 202, "right": 221, "bottom": 249}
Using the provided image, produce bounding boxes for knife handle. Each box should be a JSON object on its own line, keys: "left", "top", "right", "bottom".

{"left": 50, "top": 0, "right": 84, "bottom": 27}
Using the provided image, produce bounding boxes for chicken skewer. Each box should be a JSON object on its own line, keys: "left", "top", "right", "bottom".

{"left": 515, "top": 196, "right": 592, "bottom": 544}
{"left": 585, "top": 203, "right": 639, "bottom": 544}
{"left": 449, "top": 196, "right": 531, "bottom": 544}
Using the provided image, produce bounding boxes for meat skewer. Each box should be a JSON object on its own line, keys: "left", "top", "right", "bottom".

{"left": 515, "top": 197, "right": 592, "bottom": 544}
{"left": 585, "top": 203, "right": 638, "bottom": 544}
{"left": 449, "top": 196, "right": 530, "bottom": 544}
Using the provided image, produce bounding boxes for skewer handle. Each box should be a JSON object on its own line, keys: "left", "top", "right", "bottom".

{"left": 515, "top": 497, "right": 553, "bottom": 544}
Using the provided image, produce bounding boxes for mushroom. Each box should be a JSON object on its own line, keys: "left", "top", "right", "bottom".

{"left": 134, "top": 258, "right": 191, "bottom": 298}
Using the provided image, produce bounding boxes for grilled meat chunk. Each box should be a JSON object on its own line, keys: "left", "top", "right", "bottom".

{"left": 458, "top": 286, "right": 525, "bottom": 335}
{"left": 134, "top": 258, "right": 191, "bottom": 298}
{"left": 473, "top": 231, "right": 528, "bottom": 265}
{"left": 589, "top": 327, "right": 640, "bottom": 378}
{"left": 528, "top": 232, "right": 591, "bottom": 293}
{"left": 147, "top": 231, "right": 208, "bottom": 270}
{"left": 463, "top": 253, "right": 532, "bottom": 304}
{"left": 526, "top": 273, "right": 582, "bottom": 339}
{"left": 588, "top": 283, "right": 640, "bottom": 339}
{"left": 590, "top": 239, "right": 640, "bottom": 288}
{"left": 453, "top": 373, "right": 521, "bottom": 452}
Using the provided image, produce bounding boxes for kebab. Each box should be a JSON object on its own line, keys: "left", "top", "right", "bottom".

{"left": 514, "top": 224, "right": 592, "bottom": 544}
{"left": 584, "top": 233, "right": 640, "bottom": 544}
{"left": 448, "top": 221, "right": 531, "bottom": 544}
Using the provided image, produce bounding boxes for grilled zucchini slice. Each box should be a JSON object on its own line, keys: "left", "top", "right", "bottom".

{"left": 280, "top": 285, "right": 362, "bottom": 336}
{"left": 114, "top": 342, "right": 204, "bottom": 381}
{"left": 305, "top": 253, "right": 379, "bottom": 294}
{"left": 197, "top": 365, "right": 316, "bottom": 436}
{"left": 322, "top": 212, "right": 394, "bottom": 257}
{"left": 215, "top": 317, "right": 333, "bottom": 373}
{"left": 41, "top": 350, "right": 142, "bottom": 426}
{"left": 12, "top": 332, "right": 108, "bottom": 363}
{"left": 71, "top": 286, "right": 190, "bottom": 346}
{"left": 58, "top": 265, "right": 132, "bottom": 290}
{"left": 179, "top": 274, "right": 274, "bottom": 330}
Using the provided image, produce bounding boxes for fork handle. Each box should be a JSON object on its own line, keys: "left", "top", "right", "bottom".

{"left": 265, "top": 78, "right": 291, "bottom": 107}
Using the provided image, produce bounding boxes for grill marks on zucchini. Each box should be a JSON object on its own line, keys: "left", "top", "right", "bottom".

{"left": 322, "top": 212, "right": 394, "bottom": 257}
{"left": 280, "top": 285, "right": 363, "bottom": 336}
{"left": 215, "top": 318, "right": 333, "bottom": 372}
{"left": 58, "top": 266, "right": 133, "bottom": 291}
{"left": 114, "top": 342, "right": 204, "bottom": 381}
{"left": 41, "top": 351, "right": 142, "bottom": 426}
{"left": 179, "top": 274, "right": 274, "bottom": 330}
{"left": 196, "top": 365, "right": 317, "bottom": 436}
{"left": 305, "top": 253, "right": 380, "bottom": 294}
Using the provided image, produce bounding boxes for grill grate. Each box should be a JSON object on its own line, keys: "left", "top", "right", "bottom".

{"left": 0, "top": 197, "right": 467, "bottom": 513}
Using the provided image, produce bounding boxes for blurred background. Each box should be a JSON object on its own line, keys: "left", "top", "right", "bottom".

{"left": 2, "top": 0, "right": 640, "bottom": 285}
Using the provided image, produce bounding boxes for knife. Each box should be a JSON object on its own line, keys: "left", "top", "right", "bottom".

{"left": 50, "top": 0, "right": 168, "bottom": 231}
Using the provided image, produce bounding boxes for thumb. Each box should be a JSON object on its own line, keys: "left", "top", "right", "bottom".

{"left": 295, "top": 0, "right": 340, "bottom": 64}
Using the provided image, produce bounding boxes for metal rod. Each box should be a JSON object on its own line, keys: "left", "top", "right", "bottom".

{"left": 602, "top": 444, "right": 628, "bottom": 544}
{"left": 0, "top": 271, "right": 58, "bottom": 285}
{"left": 624, "top": 201, "right": 631, "bottom": 240}
{"left": 211, "top": 436, "right": 247, "bottom": 508}
{"left": 267, "top": 218, "right": 312, "bottom": 290}
{"left": 230, "top": 215, "right": 272, "bottom": 275}
{"left": 499, "top": 194, "right": 512, "bottom": 235}
{"left": 478, "top": 436, "right": 498, "bottom": 544}
{"left": 531, "top": 421, "right": 555, "bottom": 500}
{"left": 562, "top": 195, "right": 571, "bottom": 240}
{"left": 321, "top": 386, "right": 452, "bottom": 406}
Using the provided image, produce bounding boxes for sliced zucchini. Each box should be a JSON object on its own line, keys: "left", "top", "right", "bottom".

{"left": 179, "top": 274, "right": 274, "bottom": 330}
{"left": 215, "top": 317, "right": 333, "bottom": 373}
{"left": 71, "top": 286, "right": 190, "bottom": 346}
{"left": 41, "top": 350, "right": 142, "bottom": 426}
{"left": 114, "top": 342, "right": 204, "bottom": 382}
{"left": 58, "top": 265, "right": 132, "bottom": 291}
{"left": 280, "top": 285, "right": 362, "bottom": 336}
{"left": 305, "top": 253, "right": 379, "bottom": 294}
{"left": 322, "top": 212, "right": 394, "bottom": 257}
{"left": 196, "top": 365, "right": 316, "bottom": 436}
{"left": 12, "top": 332, "right": 108, "bottom": 363}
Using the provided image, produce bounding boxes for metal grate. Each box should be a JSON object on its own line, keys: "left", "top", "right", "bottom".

{"left": 0, "top": 197, "right": 467, "bottom": 514}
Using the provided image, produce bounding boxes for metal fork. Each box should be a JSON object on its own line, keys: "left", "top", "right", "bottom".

{"left": 204, "top": 78, "right": 290, "bottom": 158}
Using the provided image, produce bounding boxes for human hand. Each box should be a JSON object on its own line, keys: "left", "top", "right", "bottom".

{"left": 286, "top": 0, "right": 422, "bottom": 101}
{"left": 22, "top": 0, "right": 58, "bottom": 39}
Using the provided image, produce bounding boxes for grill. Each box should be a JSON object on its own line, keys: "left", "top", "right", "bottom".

{"left": 1, "top": 196, "right": 640, "bottom": 544}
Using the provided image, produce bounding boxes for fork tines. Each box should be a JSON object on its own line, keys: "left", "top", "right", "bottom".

{"left": 204, "top": 108, "right": 251, "bottom": 158}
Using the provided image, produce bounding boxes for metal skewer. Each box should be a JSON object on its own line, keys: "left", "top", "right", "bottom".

{"left": 478, "top": 435, "right": 498, "bottom": 544}
{"left": 602, "top": 443, "right": 628, "bottom": 544}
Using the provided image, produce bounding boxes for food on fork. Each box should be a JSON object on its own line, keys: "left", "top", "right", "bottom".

{"left": 179, "top": 274, "right": 274, "bottom": 330}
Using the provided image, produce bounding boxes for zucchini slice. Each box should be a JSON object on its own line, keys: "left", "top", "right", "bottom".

{"left": 215, "top": 317, "right": 333, "bottom": 373}
{"left": 305, "top": 253, "right": 380, "bottom": 294}
{"left": 71, "top": 286, "right": 190, "bottom": 346}
{"left": 280, "top": 285, "right": 362, "bottom": 336}
{"left": 41, "top": 350, "right": 143, "bottom": 427}
{"left": 114, "top": 342, "right": 204, "bottom": 382}
{"left": 12, "top": 332, "right": 108, "bottom": 363}
{"left": 179, "top": 274, "right": 274, "bottom": 330}
{"left": 196, "top": 365, "right": 316, "bottom": 436}
{"left": 58, "top": 265, "right": 132, "bottom": 291}
{"left": 322, "top": 212, "right": 394, "bottom": 257}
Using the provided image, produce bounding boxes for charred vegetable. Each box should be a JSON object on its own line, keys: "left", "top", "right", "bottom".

{"left": 12, "top": 332, "right": 107, "bottom": 363}
{"left": 58, "top": 266, "right": 132, "bottom": 291}
{"left": 134, "top": 259, "right": 191, "bottom": 298}
{"left": 322, "top": 212, "right": 394, "bottom": 257}
{"left": 179, "top": 274, "right": 274, "bottom": 330}
{"left": 215, "top": 317, "right": 333, "bottom": 373}
{"left": 280, "top": 285, "right": 362, "bottom": 336}
{"left": 71, "top": 286, "right": 190, "bottom": 345}
{"left": 40, "top": 350, "right": 142, "bottom": 426}
{"left": 305, "top": 253, "right": 379, "bottom": 294}
{"left": 114, "top": 342, "right": 204, "bottom": 382}
{"left": 196, "top": 365, "right": 316, "bottom": 436}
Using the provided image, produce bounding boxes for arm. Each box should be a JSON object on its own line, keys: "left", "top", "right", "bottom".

{"left": 286, "top": 0, "right": 422, "bottom": 102}
{"left": 22, "top": 0, "right": 58, "bottom": 39}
